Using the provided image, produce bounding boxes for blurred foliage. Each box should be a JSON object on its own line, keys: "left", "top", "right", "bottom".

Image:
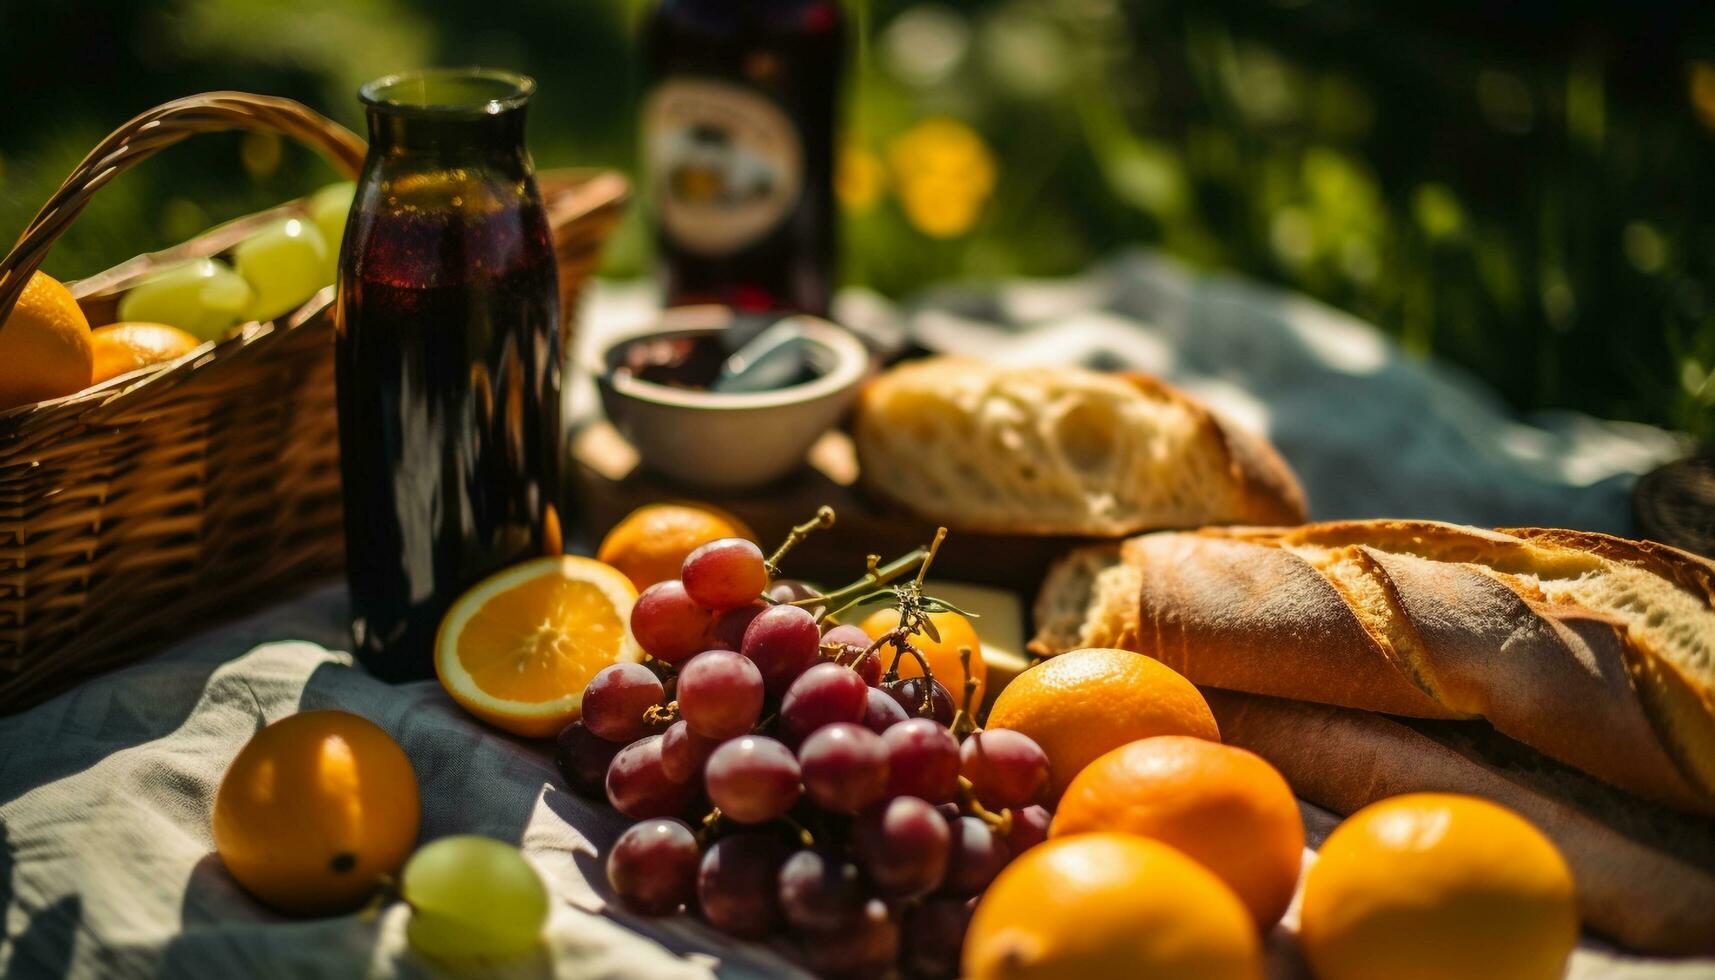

{"left": 1, "top": 0, "right": 1712, "bottom": 437}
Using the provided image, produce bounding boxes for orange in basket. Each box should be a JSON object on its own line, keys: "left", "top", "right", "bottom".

{"left": 0, "top": 271, "right": 93, "bottom": 410}
{"left": 89, "top": 322, "right": 200, "bottom": 384}
{"left": 435, "top": 555, "right": 643, "bottom": 737}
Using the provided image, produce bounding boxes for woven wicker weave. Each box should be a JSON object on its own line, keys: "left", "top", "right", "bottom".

{"left": 0, "top": 92, "right": 627, "bottom": 713}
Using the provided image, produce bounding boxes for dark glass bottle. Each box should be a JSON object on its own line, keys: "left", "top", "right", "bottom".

{"left": 336, "top": 69, "right": 563, "bottom": 681}
{"left": 643, "top": 0, "right": 845, "bottom": 316}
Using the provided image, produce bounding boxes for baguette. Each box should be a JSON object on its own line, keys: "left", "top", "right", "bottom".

{"left": 1205, "top": 689, "right": 1715, "bottom": 954}
{"left": 852, "top": 357, "right": 1306, "bottom": 536}
{"left": 1030, "top": 521, "right": 1715, "bottom": 813}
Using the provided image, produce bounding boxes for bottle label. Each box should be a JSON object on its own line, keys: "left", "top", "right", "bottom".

{"left": 643, "top": 77, "right": 803, "bottom": 256}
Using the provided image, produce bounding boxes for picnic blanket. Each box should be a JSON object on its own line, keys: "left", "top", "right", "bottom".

{"left": 2, "top": 251, "right": 1705, "bottom": 978}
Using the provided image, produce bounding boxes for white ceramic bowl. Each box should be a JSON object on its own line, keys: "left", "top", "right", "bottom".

{"left": 592, "top": 308, "right": 871, "bottom": 490}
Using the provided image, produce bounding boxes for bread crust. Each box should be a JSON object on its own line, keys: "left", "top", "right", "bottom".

{"left": 1205, "top": 689, "right": 1715, "bottom": 955}
{"left": 1119, "top": 373, "right": 1308, "bottom": 527}
{"left": 852, "top": 359, "right": 1306, "bottom": 537}
{"left": 1031, "top": 520, "right": 1715, "bottom": 812}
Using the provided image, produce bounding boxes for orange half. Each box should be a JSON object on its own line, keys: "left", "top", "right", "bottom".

{"left": 435, "top": 555, "right": 643, "bottom": 737}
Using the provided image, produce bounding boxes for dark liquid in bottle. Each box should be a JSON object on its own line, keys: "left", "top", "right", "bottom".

{"left": 337, "top": 182, "right": 561, "bottom": 681}
{"left": 644, "top": 0, "right": 844, "bottom": 316}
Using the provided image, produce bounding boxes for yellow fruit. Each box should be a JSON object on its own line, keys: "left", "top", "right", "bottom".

{"left": 964, "top": 832, "right": 1261, "bottom": 980}
{"left": 986, "top": 648, "right": 1219, "bottom": 800}
{"left": 596, "top": 502, "right": 758, "bottom": 591}
{"left": 89, "top": 321, "right": 201, "bottom": 384}
{"left": 0, "top": 270, "right": 94, "bottom": 410}
{"left": 212, "top": 710, "right": 420, "bottom": 915}
{"left": 1300, "top": 793, "right": 1578, "bottom": 980}
{"left": 859, "top": 606, "right": 987, "bottom": 710}
{"left": 1051, "top": 735, "right": 1304, "bottom": 928}
{"left": 435, "top": 555, "right": 642, "bottom": 737}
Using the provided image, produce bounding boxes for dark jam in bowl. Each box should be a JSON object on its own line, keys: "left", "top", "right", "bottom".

{"left": 612, "top": 331, "right": 824, "bottom": 391}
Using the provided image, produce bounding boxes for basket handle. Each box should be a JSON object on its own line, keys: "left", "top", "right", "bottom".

{"left": 0, "top": 91, "right": 367, "bottom": 326}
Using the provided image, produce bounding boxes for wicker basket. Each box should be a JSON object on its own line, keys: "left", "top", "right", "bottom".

{"left": 0, "top": 92, "right": 627, "bottom": 713}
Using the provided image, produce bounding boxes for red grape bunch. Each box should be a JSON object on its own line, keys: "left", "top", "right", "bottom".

{"left": 553, "top": 511, "right": 1053, "bottom": 979}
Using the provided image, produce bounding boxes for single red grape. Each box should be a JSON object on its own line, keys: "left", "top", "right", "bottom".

{"left": 959, "top": 728, "right": 1049, "bottom": 810}
{"left": 942, "top": 815, "right": 1012, "bottom": 895}
{"left": 660, "top": 719, "right": 718, "bottom": 784}
{"left": 705, "top": 736, "right": 802, "bottom": 824}
{"left": 606, "top": 734, "right": 698, "bottom": 819}
{"left": 1006, "top": 804, "right": 1051, "bottom": 855}
{"left": 581, "top": 663, "right": 664, "bottom": 742}
{"left": 607, "top": 818, "right": 701, "bottom": 915}
{"left": 798, "top": 723, "right": 889, "bottom": 813}
{"left": 852, "top": 795, "right": 949, "bottom": 900}
{"left": 677, "top": 649, "right": 764, "bottom": 739}
{"left": 681, "top": 537, "right": 769, "bottom": 611}
{"left": 706, "top": 601, "right": 766, "bottom": 652}
{"left": 882, "top": 718, "right": 961, "bottom": 804}
{"left": 780, "top": 662, "right": 869, "bottom": 745}
{"left": 777, "top": 849, "right": 867, "bottom": 934}
{"left": 556, "top": 721, "right": 624, "bottom": 798}
{"left": 882, "top": 675, "right": 956, "bottom": 725}
{"left": 742, "top": 604, "right": 822, "bottom": 696}
{"left": 631, "top": 580, "right": 713, "bottom": 665}
{"left": 698, "top": 833, "right": 790, "bottom": 938}
{"left": 861, "top": 686, "right": 909, "bottom": 734}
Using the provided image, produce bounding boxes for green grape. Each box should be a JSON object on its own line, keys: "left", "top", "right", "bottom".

{"left": 232, "top": 217, "right": 330, "bottom": 323}
{"left": 117, "top": 258, "right": 253, "bottom": 341}
{"left": 402, "top": 835, "right": 549, "bottom": 962}
{"left": 307, "top": 181, "right": 356, "bottom": 280}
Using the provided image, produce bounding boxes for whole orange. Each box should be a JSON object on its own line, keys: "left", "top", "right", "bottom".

{"left": 596, "top": 502, "right": 757, "bottom": 591}
{"left": 1051, "top": 735, "right": 1304, "bottom": 928}
{"left": 986, "top": 648, "right": 1218, "bottom": 801}
{"left": 964, "top": 832, "right": 1261, "bottom": 980}
{"left": 0, "top": 270, "right": 93, "bottom": 410}
{"left": 1300, "top": 793, "right": 1578, "bottom": 980}
{"left": 858, "top": 606, "right": 986, "bottom": 711}
{"left": 90, "top": 321, "right": 200, "bottom": 384}
{"left": 212, "top": 710, "right": 421, "bottom": 915}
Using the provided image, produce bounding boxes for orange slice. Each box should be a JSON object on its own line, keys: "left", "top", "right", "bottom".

{"left": 435, "top": 555, "right": 643, "bottom": 737}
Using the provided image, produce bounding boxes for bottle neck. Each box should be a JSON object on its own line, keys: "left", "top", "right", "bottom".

{"left": 365, "top": 107, "right": 529, "bottom": 165}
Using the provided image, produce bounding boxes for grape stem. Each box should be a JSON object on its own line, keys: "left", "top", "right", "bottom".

{"left": 697, "top": 806, "right": 725, "bottom": 845}
{"left": 765, "top": 505, "right": 837, "bottom": 578}
{"left": 958, "top": 776, "right": 1014, "bottom": 836}
{"left": 780, "top": 814, "right": 817, "bottom": 849}
{"left": 949, "top": 646, "right": 979, "bottom": 739}
{"left": 873, "top": 631, "right": 932, "bottom": 686}
{"left": 799, "top": 546, "right": 928, "bottom": 620}
{"left": 914, "top": 527, "right": 947, "bottom": 589}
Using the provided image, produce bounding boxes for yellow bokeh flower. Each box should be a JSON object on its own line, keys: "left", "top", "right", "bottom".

{"left": 836, "top": 145, "right": 887, "bottom": 214}
{"left": 886, "top": 117, "right": 997, "bottom": 238}
{"left": 1692, "top": 61, "right": 1715, "bottom": 132}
